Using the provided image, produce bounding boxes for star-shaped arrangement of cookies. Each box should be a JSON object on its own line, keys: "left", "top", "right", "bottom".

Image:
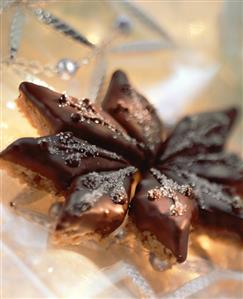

{"left": 1, "top": 70, "right": 242, "bottom": 267}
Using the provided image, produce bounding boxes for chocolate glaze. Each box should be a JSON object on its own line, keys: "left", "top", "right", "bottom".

{"left": 156, "top": 106, "right": 243, "bottom": 237}
{"left": 158, "top": 107, "right": 239, "bottom": 163}
{"left": 3, "top": 77, "right": 243, "bottom": 258}
{"left": 102, "top": 70, "right": 163, "bottom": 164}
{"left": 19, "top": 82, "right": 145, "bottom": 167}
{"left": 129, "top": 168, "right": 197, "bottom": 262}
{"left": 0, "top": 132, "right": 128, "bottom": 192}
{"left": 159, "top": 167, "right": 243, "bottom": 237}
{"left": 162, "top": 152, "right": 243, "bottom": 193}
{"left": 55, "top": 167, "right": 136, "bottom": 238}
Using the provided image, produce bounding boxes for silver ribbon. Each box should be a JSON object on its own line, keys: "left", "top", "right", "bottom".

{"left": 0, "top": 0, "right": 16, "bottom": 13}
{"left": 9, "top": 6, "right": 25, "bottom": 60}
{"left": 120, "top": 0, "right": 175, "bottom": 47}
{"left": 32, "top": 8, "right": 95, "bottom": 48}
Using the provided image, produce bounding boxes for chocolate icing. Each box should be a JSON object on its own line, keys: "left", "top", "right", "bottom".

{"left": 0, "top": 132, "right": 128, "bottom": 192}
{"left": 129, "top": 168, "right": 197, "bottom": 262}
{"left": 158, "top": 107, "right": 238, "bottom": 163}
{"left": 162, "top": 152, "right": 243, "bottom": 195}
{"left": 160, "top": 167, "right": 243, "bottom": 237}
{"left": 157, "top": 107, "right": 243, "bottom": 237}
{"left": 102, "top": 70, "right": 163, "bottom": 164}
{"left": 55, "top": 167, "right": 136, "bottom": 237}
{"left": 19, "top": 82, "right": 145, "bottom": 167}
{"left": 1, "top": 74, "right": 242, "bottom": 260}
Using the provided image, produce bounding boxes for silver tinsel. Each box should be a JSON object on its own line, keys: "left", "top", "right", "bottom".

{"left": 1, "top": 1, "right": 174, "bottom": 79}
{"left": 9, "top": 7, "right": 25, "bottom": 60}
{"left": 114, "top": 14, "right": 133, "bottom": 34}
{"left": 56, "top": 59, "right": 79, "bottom": 80}
{"left": 33, "top": 8, "right": 95, "bottom": 48}
{"left": 0, "top": 0, "right": 16, "bottom": 13}
{"left": 120, "top": 0, "right": 175, "bottom": 47}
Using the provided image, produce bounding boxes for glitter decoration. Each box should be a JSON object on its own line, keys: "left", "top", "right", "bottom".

{"left": 150, "top": 168, "right": 192, "bottom": 196}
{"left": 156, "top": 106, "right": 243, "bottom": 234}
{"left": 2, "top": 64, "right": 243, "bottom": 275}
{"left": 80, "top": 166, "right": 135, "bottom": 203}
{"left": 160, "top": 108, "right": 237, "bottom": 162}
{"left": 66, "top": 167, "right": 136, "bottom": 215}
{"left": 148, "top": 168, "right": 191, "bottom": 216}
{"left": 38, "top": 132, "right": 123, "bottom": 164}
{"left": 58, "top": 96, "right": 112, "bottom": 127}
{"left": 179, "top": 170, "right": 243, "bottom": 211}
{"left": 56, "top": 94, "right": 142, "bottom": 146}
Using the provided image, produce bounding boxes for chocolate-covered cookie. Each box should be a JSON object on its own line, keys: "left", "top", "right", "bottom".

{"left": 18, "top": 82, "right": 144, "bottom": 167}
{"left": 102, "top": 70, "right": 163, "bottom": 164}
{"left": 129, "top": 168, "right": 197, "bottom": 262}
{"left": 157, "top": 107, "right": 243, "bottom": 237}
{"left": 162, "top": 152, "right": 243, "bottom": 196}
{"left": 158, "top": 107, "right": 238, "bottom": 163}
{"left": 160, "top": 167, "right": 243, "bottom": 237}
{"left": 54, "top": 167, "right": 136, "bottom": 243}
{"left": 0, "top": 132, "right": 128, "bottom": 193}
{"left": 1, "top": 74, "right": 242, "bottom": 267}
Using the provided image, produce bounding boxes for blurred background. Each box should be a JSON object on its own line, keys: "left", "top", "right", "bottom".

{"left": 1, "top": 1, "right": 242, "bottom": 298}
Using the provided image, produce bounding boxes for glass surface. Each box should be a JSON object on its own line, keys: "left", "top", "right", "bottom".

{"left": 1, "top": 1, "right": 242, "bottom": 298}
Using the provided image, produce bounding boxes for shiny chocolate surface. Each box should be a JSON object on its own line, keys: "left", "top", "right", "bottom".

{"left": 157, "top": 108, "right": 243, "bottom": 237}
{"left": 158, "top": 107, "right": 238, "bottom": 163}
{"left": 0, "top": 132, "right": 128, "bottom": 192}
{"left": 1, "top": 73, "right": 242, "bottom": 261}
{"left": 19, "top": 82, "right": 145, "bottom": 167}
{"left": 102, "top": 70, "right": 163, "bottom": 164}
{"left": 56, "top": 167, "right": 136, "bottom": 237}
{"left": 130, "top": 168, "right": 197, "bottom": 262}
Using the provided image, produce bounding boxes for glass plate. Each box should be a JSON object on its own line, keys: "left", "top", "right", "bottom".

{"left": 1, "top": 1, "right": 242, "bottom": 298}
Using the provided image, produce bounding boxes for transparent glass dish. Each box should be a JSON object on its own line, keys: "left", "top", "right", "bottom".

{"left": 1, "top": 1, "right": 242, "bottom": 298}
